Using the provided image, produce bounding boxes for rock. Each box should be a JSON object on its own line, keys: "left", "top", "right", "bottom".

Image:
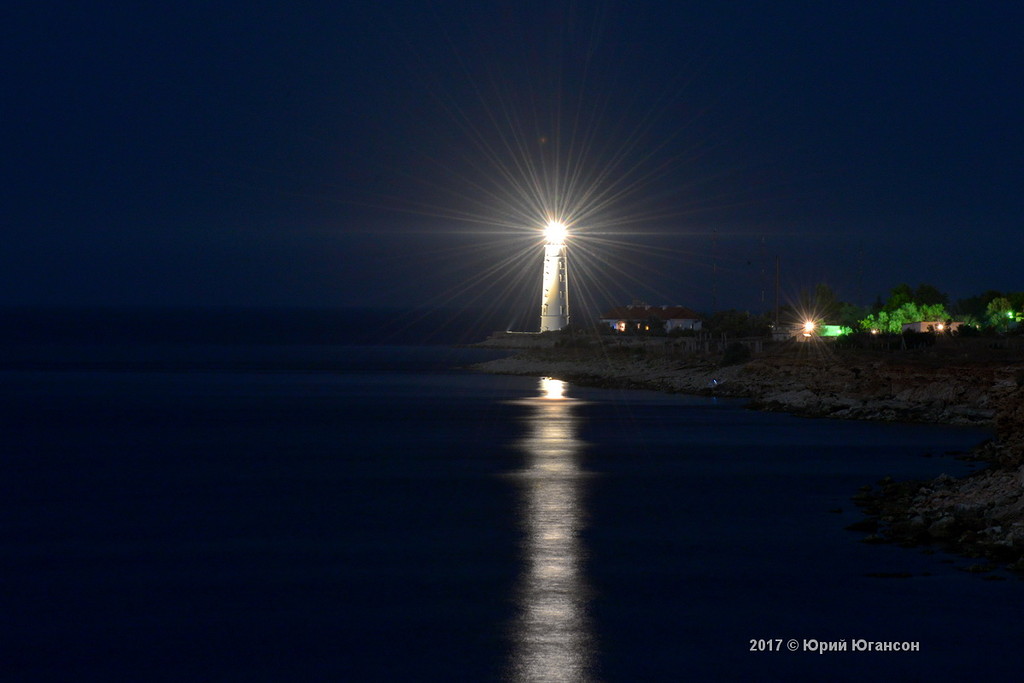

{"left": 927, "top": 516, "right": 958, "bottom": 539}
{"left": 859, "top": 534, "right": 887, "bottom": 544}
{"left": 908, "top": 515, "right": 927, "bottom": 532}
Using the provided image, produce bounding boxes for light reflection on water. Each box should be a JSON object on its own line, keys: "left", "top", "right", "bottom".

{"left": 508, "top": 377, "right": 595, "bottom": 682}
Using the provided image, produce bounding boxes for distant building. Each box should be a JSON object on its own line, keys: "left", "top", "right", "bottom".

{"left": 599, "top": 304, "right": 703, "bottom": 333}
{"left": 901, "top": 321, "right": 963, "bottom": 334}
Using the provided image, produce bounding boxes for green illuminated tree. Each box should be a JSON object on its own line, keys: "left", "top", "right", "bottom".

{"left": 860, "top": 309, "right": 892, "bottom": 333}
{"left": 860, "top": 302, "right": 950, "bottom": 334}
{"left": 987, "top": 297, "right": 1013, "bottom": 331}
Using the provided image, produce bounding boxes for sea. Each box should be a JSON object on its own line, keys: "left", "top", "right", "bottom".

{"left": 2, "top": 310, "right": 1022, "bottom": 681}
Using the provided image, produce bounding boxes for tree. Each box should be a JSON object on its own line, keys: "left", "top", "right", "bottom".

{"left": 914, "top": 283, "right": 949, "bottom": 307}
{"left": 707, "top": 310, "right": 770, "bottom": 337}
{"left": 1008, "top": 292, "right": 1024, "bottom": 313}
{"left": 881, "top": 283, "right": 947, "bottom": 311}
{"left": 860, "top": 302, "right": 951, "bottom": 334}
{"left": 954, "top": 290, "right": 1004, "bottom": 319}
{"left": 814, "top": 283, "right": 841, "bottom": 320}
{"left": 837, "top": 302, "right": 866, "bottom": 329}
{"left": 987, "top": 297, "right": 1013, "bottom": 331}
{"left": 886, "top": 283, "right": 915, "bottom": 311}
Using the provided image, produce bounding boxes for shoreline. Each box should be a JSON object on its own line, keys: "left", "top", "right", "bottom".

{"left": 470, "top": 344, "right": 1007, "bottom": 426}
{"left": 469, "top": 339, "right": 1024, "bottom": 572}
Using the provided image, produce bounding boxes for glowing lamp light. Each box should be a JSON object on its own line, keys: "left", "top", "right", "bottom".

{"left": 802, "top": 320, "right": 815, "bottom": 337}
{"left": 544, "top": 221, "right": 568, "bottom": 245}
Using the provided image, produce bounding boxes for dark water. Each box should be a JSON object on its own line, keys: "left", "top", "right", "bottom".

{"left": 1, "top": 344, "right": 1020, "bottom": 681}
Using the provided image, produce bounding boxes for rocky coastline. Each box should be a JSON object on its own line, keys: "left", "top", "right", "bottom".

{"left": 470, "top": 335, "right": 1024, "bottom": 572}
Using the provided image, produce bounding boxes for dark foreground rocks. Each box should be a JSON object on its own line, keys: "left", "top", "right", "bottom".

{"left": 854, "top": 380, "right": 1024, "bottom": 572}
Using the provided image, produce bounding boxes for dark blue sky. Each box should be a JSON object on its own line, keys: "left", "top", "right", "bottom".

{"left": 4, "top": 2, "right": 1022, "bottom": 315}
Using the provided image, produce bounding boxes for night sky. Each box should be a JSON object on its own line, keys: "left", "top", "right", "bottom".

{"left": 5, "top": 2, "right": 1022, "bottom": 316}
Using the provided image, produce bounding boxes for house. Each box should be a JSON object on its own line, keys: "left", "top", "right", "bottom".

{"left": 900, "top": 321, "right": 963, "bottom": 334}
{"left": 599, "top": 304, "right": 703, "bottom": 333}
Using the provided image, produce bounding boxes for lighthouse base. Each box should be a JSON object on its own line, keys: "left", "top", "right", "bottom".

{"left": 540, "top": 314, "right": 568, "bottom": 332}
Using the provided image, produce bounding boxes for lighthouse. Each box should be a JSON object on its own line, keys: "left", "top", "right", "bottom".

{"left": 539, "top": 221, "right": 569, "bottom": 332}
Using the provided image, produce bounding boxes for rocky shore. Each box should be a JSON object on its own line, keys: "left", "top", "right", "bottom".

{"left": 470, "top": 336, "right": 1024, "bottom": 571}
{"left": 855, "top": 378, "right": 1024, "bottom": 573}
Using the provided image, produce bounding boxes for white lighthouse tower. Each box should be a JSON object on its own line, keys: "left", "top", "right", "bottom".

{"left": 539, "top": 221, "right": 569, "bottom": 332}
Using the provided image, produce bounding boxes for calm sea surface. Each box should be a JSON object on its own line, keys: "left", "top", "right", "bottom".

{"left": 1, "top": 344, "right": 1021, "bottom": 681}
